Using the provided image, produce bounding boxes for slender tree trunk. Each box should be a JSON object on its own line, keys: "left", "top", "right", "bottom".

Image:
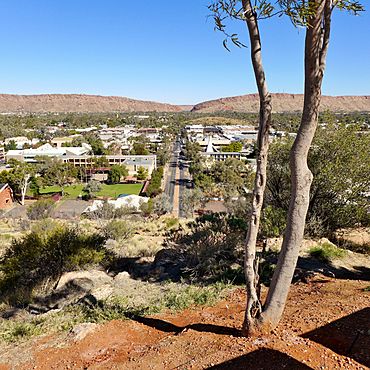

{"left": 21, "top": 174, "right": 31, "bottom": 206}
{"left": 258, "top": 0, "right": 332, "bottom": 331}
{"left": 241, "top": 0, "right": 272, "bottom": 336}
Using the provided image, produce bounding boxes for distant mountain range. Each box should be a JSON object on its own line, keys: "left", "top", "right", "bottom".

{"left": 191, "top": 93, "right": 370, "bottom": 113}
{"left": 0, "top": 93, "right": 368, "bottom": 114}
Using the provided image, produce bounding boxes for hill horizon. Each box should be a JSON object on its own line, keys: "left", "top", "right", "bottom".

{"left": 0, "top": 92, "right": 369, "bottom": 114}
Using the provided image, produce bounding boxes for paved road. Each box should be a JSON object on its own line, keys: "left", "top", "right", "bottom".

{"left": 164, "top": 141, "right": 180, "bottom": 214}
{"left": 178, "top": 159, "right": 192, "bottom": 218}
{"left": 164, "top": 139, "right": 192, "bottom": 217}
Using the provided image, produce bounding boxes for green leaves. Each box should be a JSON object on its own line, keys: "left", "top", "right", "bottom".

{"left": 335, "top": 0, "right": 364, "bottom": 14}
{"left": 208, "top": 0, "right": 365, "bottom": 44}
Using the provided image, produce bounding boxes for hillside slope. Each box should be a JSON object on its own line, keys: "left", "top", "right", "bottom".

{"left": 192, "top": 93, "right": 370, "bottom": 113}
{"left": 0, "top": 94, "right": 188, "bottom": 113}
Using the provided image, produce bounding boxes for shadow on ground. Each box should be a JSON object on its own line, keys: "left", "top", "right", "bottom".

{"left": 131, "top": 315, "right": 241, "bottom": 337}
{"left": 301, "top": 307, "right": 370, "bottom": 368}
{"left": 297, "top": 256, "right": 370, "bottom": 281}
{"left": 207, "top": 348, "right": 312, "bottom": 369}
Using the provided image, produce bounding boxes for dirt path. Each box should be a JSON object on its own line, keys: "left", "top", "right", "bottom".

{"left": 0, "top": 277, "right": 369, "bottom": 369}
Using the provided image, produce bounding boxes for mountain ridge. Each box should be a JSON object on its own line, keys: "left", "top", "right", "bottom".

{"left": 0, "top": 93, "right": 368, "bottom": 113}
{"left": 191, "top": 93, "right": 370, "bottom": 113}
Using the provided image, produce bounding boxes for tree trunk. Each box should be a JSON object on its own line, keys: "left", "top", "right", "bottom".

{"left": 21, "top": 174, "right": 31, "bottom": 206}
{"left": 258, "top": 0, "right": 332, "bottom": 330}
{"left": 241, "top": 0, "right": 272, "bottom": 336}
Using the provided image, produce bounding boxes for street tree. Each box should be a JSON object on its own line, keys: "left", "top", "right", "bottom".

{"left": 209, "top": 0, "right": 364, "bottom": 335}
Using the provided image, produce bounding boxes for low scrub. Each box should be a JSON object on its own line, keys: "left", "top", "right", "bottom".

{"left": 68, "top": 282, "right": 229, "bottom": 323}
{"left": 164, "top": 213, "right": 247, "bottom": 281}
{"left": 309, "top": 242, "right": 347, "bottom": 263}
{"left": 0, "top": 282, "right": 231, "bottom": 344}
{"left": 27, "top": 199, "right": 54, "bottom": 220}
{"left": 0, "top": 221, "right": 109, "bottom": 305}
{"left": 102, "top": 220, "right": 134, "bottom": 241}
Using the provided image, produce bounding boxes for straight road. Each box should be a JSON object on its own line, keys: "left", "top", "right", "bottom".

{"left": 163, "top": 139, "right": 192, "bottom": 218}
{"left": 164, "top": 140, "right": 180, "bottom": 214}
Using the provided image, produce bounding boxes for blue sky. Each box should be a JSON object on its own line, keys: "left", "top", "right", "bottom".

{"left": 0, "top": 0, "right": 369, "bottom": 104}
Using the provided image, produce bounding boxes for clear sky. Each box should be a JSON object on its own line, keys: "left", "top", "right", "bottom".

{"left": 0, "top": 0, "right": 369, "bottom": 104}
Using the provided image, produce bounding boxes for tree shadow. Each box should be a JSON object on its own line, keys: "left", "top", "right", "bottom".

{"left": 301, "top": 307, "right": 370, "bottom": 368}
{"left": 207, "top": 348, "right": 312, "bottom": 369}
{"left": 130, "top": 315, "right": 241, "bottom": 337}
{"left": 297, "top": 256, "right": 370, "bottom": 281}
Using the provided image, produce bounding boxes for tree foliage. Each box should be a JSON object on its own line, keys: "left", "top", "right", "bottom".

{"left": 266, "top": 124, "right": 370, "bottom": 236}
{"left": 107, "top": 165, "right": 128, "bottom": 184}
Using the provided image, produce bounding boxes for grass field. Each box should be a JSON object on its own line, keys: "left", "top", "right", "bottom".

{"left": 39, "top": 183, "right": 143, "bottom": 199}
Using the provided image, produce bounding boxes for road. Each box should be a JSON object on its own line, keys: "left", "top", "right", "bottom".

{"left": 163, "top": 139, "right": 192, "bottom": 218}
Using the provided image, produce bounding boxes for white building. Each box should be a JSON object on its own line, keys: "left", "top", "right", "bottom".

{"left": 5, "top": 143, "right": 92, "bottom": 163}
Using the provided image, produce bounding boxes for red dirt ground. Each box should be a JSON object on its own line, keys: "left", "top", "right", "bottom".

{"left": 0, "top": 277, "right": 369, "bottom": 370}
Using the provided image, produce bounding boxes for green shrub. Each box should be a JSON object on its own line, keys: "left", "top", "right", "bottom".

{"left": 146, "top": 166, "right": 164, "bottom": 197}
{"left": 260, "top": 206, "right": 286, "bottom": 238}
{"left": 165, "top": 217, "right": 178, "bottom": 229}
{"left": 162, "top": 284, "right": 225, "bottom": 310}
{"left": 102, "top": 220, "right": 133, "bottom": 241}
{"left": 85, "top": 201, "right": 136, "bottom": 220}
{"left": 309, "top": 242, "right": 347, "bottom": 263}
{"left": 27, "top": 199, "right": 54, "bottom": 220}
{"left": 0, "top": 222, "right": 108, "bottom": 305}
{"left": 0, "top": 318, "right": 46, "bottom": 343}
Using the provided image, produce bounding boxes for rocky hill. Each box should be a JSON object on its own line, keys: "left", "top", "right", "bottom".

{"left": 192, "top": 93, "right": 370, "bottom": 113}
{"left": 0, "top": 94, "right": 189, "bottom": 113}
{"left": 0, "top": 93, "right": 369, "bottom": 114}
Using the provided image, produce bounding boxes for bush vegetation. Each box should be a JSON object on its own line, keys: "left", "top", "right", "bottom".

{"left": 145, "top": 166, "right": 164, "bottom": 197}
{"left": 266, "top": 124, "right": 370, "bottom": 238}
{"left": 165, "top": 213, "right": 247, "bottom": 281}
{"left": 0, "top": 221, "right": 109, "bottom": 305}
{"left": 309, "top": 242, "right": 347, "bottom": 263}
{"left": 102, "top": 220, "right": 134, "bottom": 241}
{"left": 26, "top": 199, "right": 54, "bottom": 220}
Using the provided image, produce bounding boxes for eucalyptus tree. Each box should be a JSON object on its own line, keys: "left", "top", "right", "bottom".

{"left": 7, "top": 159, "right": 35, "bottom": 205}
{"left": 209, "top": 0, "right": 364, "bottom": 335}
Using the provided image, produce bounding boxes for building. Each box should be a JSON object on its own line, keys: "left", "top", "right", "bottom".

{"left": 51, "top": 135, "right": 83, "bottom": 148}
{"left": 5, "top": 143, "right": 92, "bottom": 163}
{"left": 0, "top": 183, "right": 14, "bottom": 209}
{"left": 63, "top": 154, "right": 157, "bottom": 176}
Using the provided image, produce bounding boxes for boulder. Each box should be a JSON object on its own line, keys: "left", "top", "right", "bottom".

{"left": 70, "top": 323, "right": 99, "bottom": 341}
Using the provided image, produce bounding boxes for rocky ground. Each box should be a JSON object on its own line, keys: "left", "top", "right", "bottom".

{"left": 0, "top": 277, "right": 369, "bottom": 369}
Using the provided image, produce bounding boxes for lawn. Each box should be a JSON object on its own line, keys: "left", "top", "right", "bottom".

{"left": 39, "top": 183, "right": 143, "bottom": 199}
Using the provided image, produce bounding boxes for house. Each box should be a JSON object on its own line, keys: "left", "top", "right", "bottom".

{"left": 0, "top": 183, "right": 14, "bottom": 209}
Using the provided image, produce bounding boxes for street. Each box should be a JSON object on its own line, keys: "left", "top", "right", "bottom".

{"left": 163, "top": 139, "right": 192, "bottom": 218}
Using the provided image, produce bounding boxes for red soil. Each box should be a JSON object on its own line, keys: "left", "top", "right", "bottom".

{"left": 1, "top": 277, "right": 369, "bottom": 369}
